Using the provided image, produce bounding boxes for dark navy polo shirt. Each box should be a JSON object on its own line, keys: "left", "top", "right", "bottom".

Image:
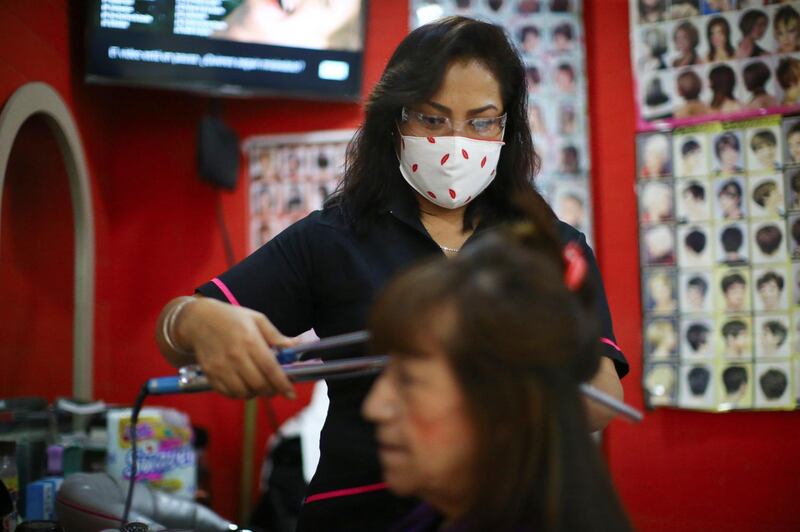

{"left": 197, "top": 199, "right": 628, "bottom": 528}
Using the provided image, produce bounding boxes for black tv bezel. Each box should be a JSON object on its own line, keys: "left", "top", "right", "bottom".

{"left": 84, "top": 0, "right": 368, "bottom": 101}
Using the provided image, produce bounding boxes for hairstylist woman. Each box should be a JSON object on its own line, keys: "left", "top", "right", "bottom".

{"left": 155, "top": 16, "right": 628, "bottom": 531}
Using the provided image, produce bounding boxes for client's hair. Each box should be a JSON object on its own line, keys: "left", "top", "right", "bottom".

{"left": 369, "top": 198, "right": 630, "bottom": 531}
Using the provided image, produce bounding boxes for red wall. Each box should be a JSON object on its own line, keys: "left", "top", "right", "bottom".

{"left": 1, "top": 0, "right": 798, "bottom": 528}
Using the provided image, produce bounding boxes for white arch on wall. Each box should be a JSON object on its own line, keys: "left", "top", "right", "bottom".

{"left": 0, "top": 82, "right": 95, "bottom": 400}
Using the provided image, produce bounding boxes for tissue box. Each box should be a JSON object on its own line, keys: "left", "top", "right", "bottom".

{"left": 106, "top": 407, "right": 196, "bottom": 499}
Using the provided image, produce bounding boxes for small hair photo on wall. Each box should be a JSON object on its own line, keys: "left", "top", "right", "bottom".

{"left": 751, "top": 219, "right": 788, "bottom": 263}
{"left": 755, "top": 314, "right": 791, "bottom": 359}
{"left": 788, "top": 213, "right": 800, "bottom": 258}
{"left": 776, "top": 56, "right": 800, "bottom": 106}
{"left": 753, "top": 266, "right": 789, "bottom": 312}
{"left": 638, "top": 132, "right": 674, "bottom": 178}
{"left": 637, "top": 24, "right": 669, "bottom": 72}
{"left": 749, "top": 174, "right": 785, "bottom": 218}
{"left": 773, "top": 4, "right": 800, "bottom": 55}
{"left": 782, "top": 115, "right": 800, "bottom": 166}
{"left": 708, "top": 62, "right": 745, "bottom": 114}
{"left": 549, "top": 0, "right": 575, "bottom": 13}
{"left": 642, "top": 224, "right": 675, "bottom": 266}
{"left": 719, "top": 316, "right": 753, "bottom": 360}
{"left": 786, "top": 167, "right": 800, "bottom": 211}
{"left": 674, "top": 67, "right": 711, "bottom": 118}
{"left": 680, "top": 270, "right": 714, "bottom": 313}
{"left": 678, "top": 224, "right": 714, "bottom": 267}
{"left": 716, "top": 221, "right": 750, "bottom": 265}
{"left": 517, "top": 22, "right": 542, "bottom": 56}
{"left": 679, "top": 363, "right": 716, "bottom": 409}
{"left": 644, "top": 317, "right": 679, "bottom": 360}
{"left": 638, "top": 0, "right": 667, "bottom": 24}
{"left": 640, "top": 179, "right": 675, "bottom": 223}
{"left": 670, "top": 0, "right": 700, "bottom": 20}
{"left": 793, "top": 313, "right": 800, "bottom": 356}
{"left": 515, "top": 0, "right": 542, "bottom": 15}
{"left": 741, "top": 58, "right": 779, "bottom": 110}
{"left": 554, "top": 61, "right": 578, "bottom": 94}
{"left": 525, "top": 62, "right": 544, "bottom": 94}
{"left": 704, "top": 14, "right": 741, "bottom": 64}
{"left": 674, "top": 134, "right": 710, "bottom": 177}
{"left": 713, "top": 175, "right": 747, "bottom": 219}
{"left": 670, "top": 19, "right": 703, "bottom": 67}
{"left": 718, "top": 363, "right": 753, "bottom": 410}
{"left": 701, "top": 1, "right": 735, "bottom": 16}
{"left": 643, "top": 269, "right": 679, "bottom": 315}
{"left": 641, "top": 71, "right": 675, "bottom": 120}
{"left": 755, "top": 362, "right": 793, "bottom": 408}
{"left": 553, "top": 183, "right": 589, "bottom": 233}
{"left": 676, "top": 178, "right": 712, "bottom": 222}
{"left": 717, "top": 267, "right": 751, "bottom": 313}
{"left": 793, "top": 263, "right": 800, "bottom": 305}
{"left": 712, "top": 130, "right": 744, "bottom": 175}
{"left": 735, "top": 8, "right": 773, "bottom": 60}
{"left": 550, "top": 19, "right": 577, "bottom": 53}
{"left": 681, "top": 316, "right": 715, "bottom": 357}
{"left": 644, "top": 363, "right": 679, "bottom": 407}
{"left": 746, "top": 126, "right": 783, "bottom": 174}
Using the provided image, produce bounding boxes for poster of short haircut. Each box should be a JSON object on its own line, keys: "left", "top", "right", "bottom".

{"left": 410, "top": 0, "right": 595, "bottom": 241}
{"left": 638, "top": 114, "right": 799, "bottom": 411}
{"left": 629, "top": 0, "right": 800, "bottom": 130}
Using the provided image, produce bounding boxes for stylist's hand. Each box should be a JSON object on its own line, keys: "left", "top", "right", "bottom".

{"left": 178, "top": 297, "right": 299, "bottom": 400}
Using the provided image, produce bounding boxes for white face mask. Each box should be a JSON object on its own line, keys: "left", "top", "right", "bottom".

{"left": 398, "top": 134, "right": 505, "bottom": 209}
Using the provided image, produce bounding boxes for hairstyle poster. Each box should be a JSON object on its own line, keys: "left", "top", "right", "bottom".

{"left": 638, "top": 113, "right": 800, "bottom": 411}
{"left": 244, "top": 130, "right": 354, "bottom": 252}
{"left": 630, "top": 0, "right": 800, "bottom": 131}
{"left": 410, "top": 0, "right": 595, "bottom": 241}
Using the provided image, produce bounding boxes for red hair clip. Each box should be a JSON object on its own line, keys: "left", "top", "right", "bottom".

{"left": 563, "top": 242, "right": 587, "bottom": 291}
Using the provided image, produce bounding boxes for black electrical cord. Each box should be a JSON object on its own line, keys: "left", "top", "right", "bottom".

{"left": 122, "top": 383, "right": 149, "bottom": 525}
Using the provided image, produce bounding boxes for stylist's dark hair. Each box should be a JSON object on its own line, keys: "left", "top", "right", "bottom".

{"left": 687, "top": 366, "right": 710, "bottom": 396}
{"left": 369, "top": 195, "right": 630, "bottom": 531}
{"left": 760, "top": 368, "right": 788, "bottom": 400}
{"left": 331, "top": 16, "right": 553, "bottom": 237}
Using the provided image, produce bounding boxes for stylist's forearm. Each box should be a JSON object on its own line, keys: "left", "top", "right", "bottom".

{"left": 584, "top": 357, "right": 624, "bottom": 432}
{"left": 155, "top": 296, "right": 200, "bottom": 368}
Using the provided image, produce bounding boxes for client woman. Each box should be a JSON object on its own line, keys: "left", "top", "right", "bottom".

{"left": 364, "top": 216, "right": 631, "bottom": 531}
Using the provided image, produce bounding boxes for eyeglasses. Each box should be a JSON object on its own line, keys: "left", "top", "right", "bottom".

{"left": 399, "top": 107, "right": 506, "bottom": 139}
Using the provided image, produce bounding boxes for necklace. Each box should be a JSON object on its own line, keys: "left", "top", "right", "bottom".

{"left": 439, "top": 244, "right": 460, "bottom": 254}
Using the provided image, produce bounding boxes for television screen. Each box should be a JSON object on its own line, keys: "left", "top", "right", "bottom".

{"left": 85, "top": 0, "right": 366, "bottom": 100}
